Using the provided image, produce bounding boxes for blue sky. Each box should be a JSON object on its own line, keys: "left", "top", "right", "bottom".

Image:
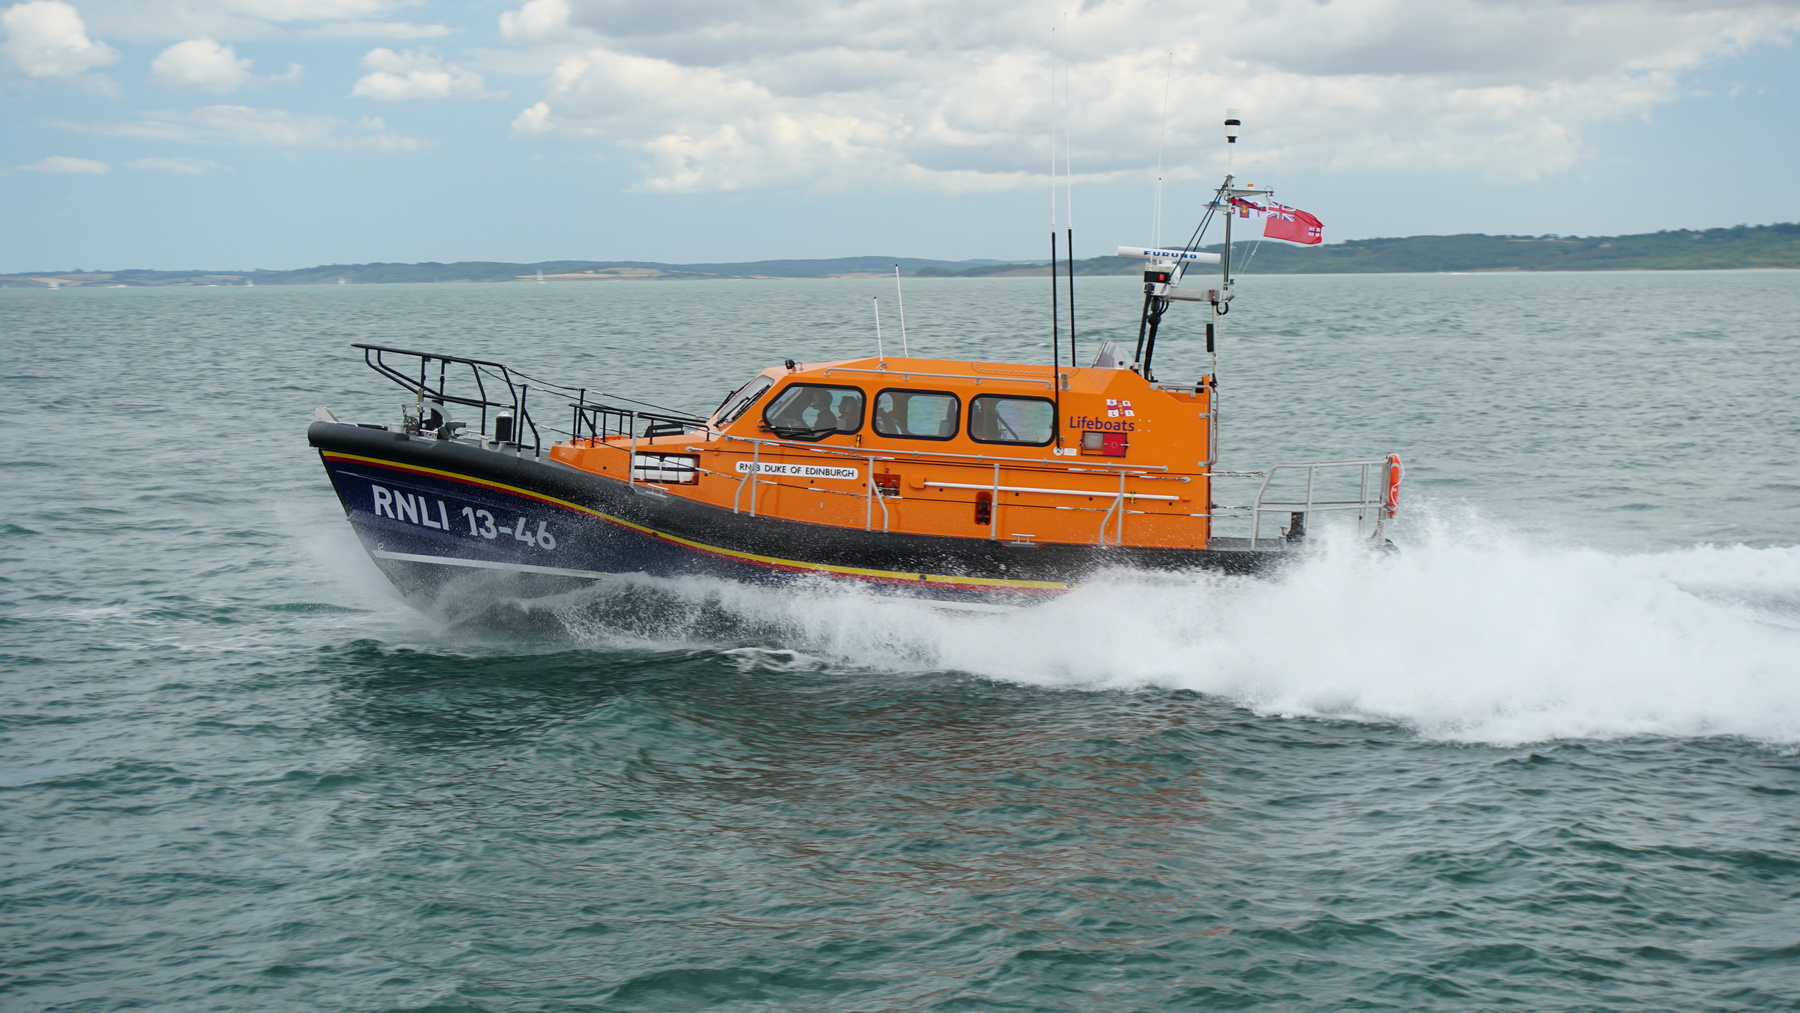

{"left": 3, "top": 0, "right": 1797, "bottom": 273}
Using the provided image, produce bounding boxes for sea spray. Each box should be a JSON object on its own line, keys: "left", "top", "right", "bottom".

{"left": 520, "top": 509, "right": 1800, "bottom": 747}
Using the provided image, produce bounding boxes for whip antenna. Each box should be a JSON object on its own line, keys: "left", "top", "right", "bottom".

{"left": 1048, "top": 26, "right": 1059, "bottom": 234}
{"left": 1063, "top": 10, "right": 1077, "bottom": 366}
{"left": 1048, "top": 25, "right": 1061, "bottom": 368}
{"left": 1062, "top": 12, "right": 1073, "bottom": 233}
{"left": 872, "top": 296, "right": 885, "bottom": 368}
{"left": 893, "top": 265, "right": 909, "bottom": 356}
{"left": 1153, "top": 51, "right": 1172, "bottom": 248}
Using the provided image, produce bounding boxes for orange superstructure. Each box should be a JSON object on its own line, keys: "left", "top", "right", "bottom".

{"left": 550, "top": 357, "right": 1217, "bottom": 551}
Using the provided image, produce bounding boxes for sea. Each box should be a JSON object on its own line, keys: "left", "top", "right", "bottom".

{"left": 3, "top": 270, "right": 1798, "bottom": 1012}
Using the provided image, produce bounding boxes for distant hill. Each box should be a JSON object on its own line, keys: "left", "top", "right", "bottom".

{"left": 0, "top": 256, "right": 1007, "bottom": 288}
{"left": 914, "top": 222, "right": 1800, "bottom": 277}
{"left": 5, "top": 224, "right": 1797, "bottom": 288}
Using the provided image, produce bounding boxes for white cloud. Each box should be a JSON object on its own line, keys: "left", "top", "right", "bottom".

{"left": 511, "top": 99, "right": 552, "bottom": 135}
{"left": 499, "top": 0, "right": 579, "bottom": 46}
{"left": 65, "top": 1, "right": 424, "bottom": 43}
{"left": 75, "top": 103, "right": 423, "bottom": 149}
{"left": 497, "top": 0, "right": 1800, "bottom": 193}
{"left": 1, "top": 0, "right": 119, "bottom": 79}
{"left": 151, "top": 38, "right": 252, "bottom": 93}
{"left": 220, "top": 0, "right": 409, "bottom": 22}
{"left": 125, "top": 155, "right": 224, "bottom": 172}
{"left": 20, "top": 154, "right": 108, "bottom": 172}
{"left": 350, "top": 46, "right": 483, "bottom": 100}
{"left": 305, "top": 20, "right": 451, "bottom": 38}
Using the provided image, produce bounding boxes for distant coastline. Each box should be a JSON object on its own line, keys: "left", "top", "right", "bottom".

{"left": 5, "top": 223, "right": 1796, "bottom": 288}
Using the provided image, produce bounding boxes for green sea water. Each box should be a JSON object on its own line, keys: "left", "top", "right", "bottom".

{"left": 2, "top": 273, "right": 1798, "bottom": 1011}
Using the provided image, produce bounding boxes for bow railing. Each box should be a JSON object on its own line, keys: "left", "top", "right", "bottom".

{"left": 354, "top": 344, "right": 703, "bottom": 456}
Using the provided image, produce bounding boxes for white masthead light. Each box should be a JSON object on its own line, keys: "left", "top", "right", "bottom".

{"left": 1225, "top": 108, "right": 1240, "bottom": 144}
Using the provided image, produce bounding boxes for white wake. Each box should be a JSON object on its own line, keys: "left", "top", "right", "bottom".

{"left": 549, "top": 509, "right": 1800, "bottom": 747}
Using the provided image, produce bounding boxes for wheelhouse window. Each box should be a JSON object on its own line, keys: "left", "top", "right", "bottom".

{"left": 968, "top": 395, "right": 1056, "bottom": 446}
{"left": 762, "top": 384, "right": 865, "bottom": 440}
{"left": 716, "top": 375, "right": 773, "bottom": 424}
{"left": 873, "top": 389, "right": 960, "bottom": 441}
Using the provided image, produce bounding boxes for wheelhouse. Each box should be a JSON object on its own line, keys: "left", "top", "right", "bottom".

{"left": 546, "top": 354, "right": 1218, "bottom": 550}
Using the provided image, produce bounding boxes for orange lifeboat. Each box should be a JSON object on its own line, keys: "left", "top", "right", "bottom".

{"left": 309, "top": 176, "right": 1403, "bottom": 612}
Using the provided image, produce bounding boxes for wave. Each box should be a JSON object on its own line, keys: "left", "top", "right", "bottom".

{"left": 313, "top": 505, "right": 1800, "bottom": 747}
{"left": 587, "top": 511, "right": 1800, "bottom": 746}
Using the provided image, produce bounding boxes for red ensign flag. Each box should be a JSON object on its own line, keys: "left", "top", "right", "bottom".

{"left": 1262, "top": 203, "right": 1324, "bottom": 245}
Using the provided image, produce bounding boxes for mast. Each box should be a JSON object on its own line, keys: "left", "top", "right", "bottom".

{"left": 1132, "top": 109, "right": 1264, "bottom": 380}
{"left": 1221, "top": 178, "right": 1232, "bottom": 302}
{"left": 1218, "top": 109, "right": 1243, "bottom": 339}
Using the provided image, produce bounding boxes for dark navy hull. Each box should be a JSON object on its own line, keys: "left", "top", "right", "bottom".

{"left": 309, "top": 421, "right": 1280, "bottom": 612}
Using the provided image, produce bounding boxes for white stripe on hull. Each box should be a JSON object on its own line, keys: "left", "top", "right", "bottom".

{"left": 372, "top": 550, "right": 615, "bottom": 580}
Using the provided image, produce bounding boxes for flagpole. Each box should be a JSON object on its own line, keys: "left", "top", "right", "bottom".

{"left": 1221, "top": 179, "right": 1233, "bottom": 298}
{"left": 1220, "top": 109, "right": 1240, "bottom": 332}
{"left": 1216, "top": 192, "right": 1228, "bottom": 381}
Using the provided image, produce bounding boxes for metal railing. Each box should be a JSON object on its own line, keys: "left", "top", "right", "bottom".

{"left": 572, "top": 403, "right": 708, "bottom": 444}
{"left": 1210, "top": 458, "right": 1395, "bottom": 544}
{"left": 354, "top": 343, "right": 703, "bottom": 457}
{"left": 679, "top": 433, "right": 1191, "bottom": 547}
{"left": 357, "top": 343, "right": 547, "bottom": 451}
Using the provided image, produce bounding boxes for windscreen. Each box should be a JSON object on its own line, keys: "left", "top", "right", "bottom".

{"left": 715, "top": 375, "right": 774, "bottom": 424}
{"left": 762, "top": 385, "right": 865, "bottom": 440}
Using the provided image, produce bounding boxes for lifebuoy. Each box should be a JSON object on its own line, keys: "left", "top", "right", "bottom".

{"left": 1384, "top": 453, "right": 1403, "bottom": 518}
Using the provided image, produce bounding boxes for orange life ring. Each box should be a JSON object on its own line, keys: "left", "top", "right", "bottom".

{"left": 1384, "top": 453, "right": 1403, "bottom": 518}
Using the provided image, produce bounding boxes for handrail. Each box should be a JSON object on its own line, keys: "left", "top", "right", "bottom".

{"left": 707, "top": 432, "right": 1170, "bottom": 473}
{"left": 355, "top": 343, "right": 545, "bottom": 455}
{"left": 922, "top": 480, "right": 1179, "bottom": 501}
{"left": 864, "top": 456, "right": 891, "bottom": 532}
{"left": 819, "top": 366, "right": 1057, "bottom": 389}
{"left": 572, "top": 401, "right": 707, "bottom": 444}
{"left": 604, "top": 427, "right": 1195, "bottom": 549}
{"left": 352, "top": 343, "right": 707, "bottom": 459}
{"left": 1208, "top": 458, "right": 1392, "bottom": 543}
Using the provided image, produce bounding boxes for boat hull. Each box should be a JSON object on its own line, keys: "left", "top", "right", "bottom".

{"left": 309, "top": 421, "right": 1282, "bottom": 611}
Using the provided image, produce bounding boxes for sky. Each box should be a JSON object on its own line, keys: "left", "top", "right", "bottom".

{"left": 2, "top": 0, "right": 1798, "bottom": 272}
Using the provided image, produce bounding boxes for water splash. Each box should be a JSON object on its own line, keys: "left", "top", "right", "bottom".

{"left": 527, "top": 511, "right": 1800, "bottom": 747}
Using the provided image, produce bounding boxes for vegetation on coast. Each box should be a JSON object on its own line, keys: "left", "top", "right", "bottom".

{"left": 5, "top": 223, "right": 1795, "bottom": 288}
{"left": 916, "top": 223, "right": 1800, "bottom": 277}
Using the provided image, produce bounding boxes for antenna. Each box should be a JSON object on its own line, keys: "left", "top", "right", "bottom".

{"left": 1062, "top": 12, "right": 1072, "bottom": 232}
{"left": 1048, "top": 25, "right": 1058, "bottom": 234}
{"left": 1048, "top": 24, "right": 1064, "bottom": 446}
{"left": 1063, "top": 11, "right": 1077, "bottom": 366}
{"left": 872, "top": 296, "right": 885, "bottom": 368}
{"left": 1225, "top": 107, "right": 1240, "bottom": 174}
{"left": 892, "top": 265, "right": 909, "bottom": 356}
{"left": 1050, "top": 228, "right": 1061, "bottom": 368}
{"left": 1048, "top": 23, "right": 1061, "bottom": 357}
{"left": 1153, "top": 51, "right": 1172, "bottom": 248}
